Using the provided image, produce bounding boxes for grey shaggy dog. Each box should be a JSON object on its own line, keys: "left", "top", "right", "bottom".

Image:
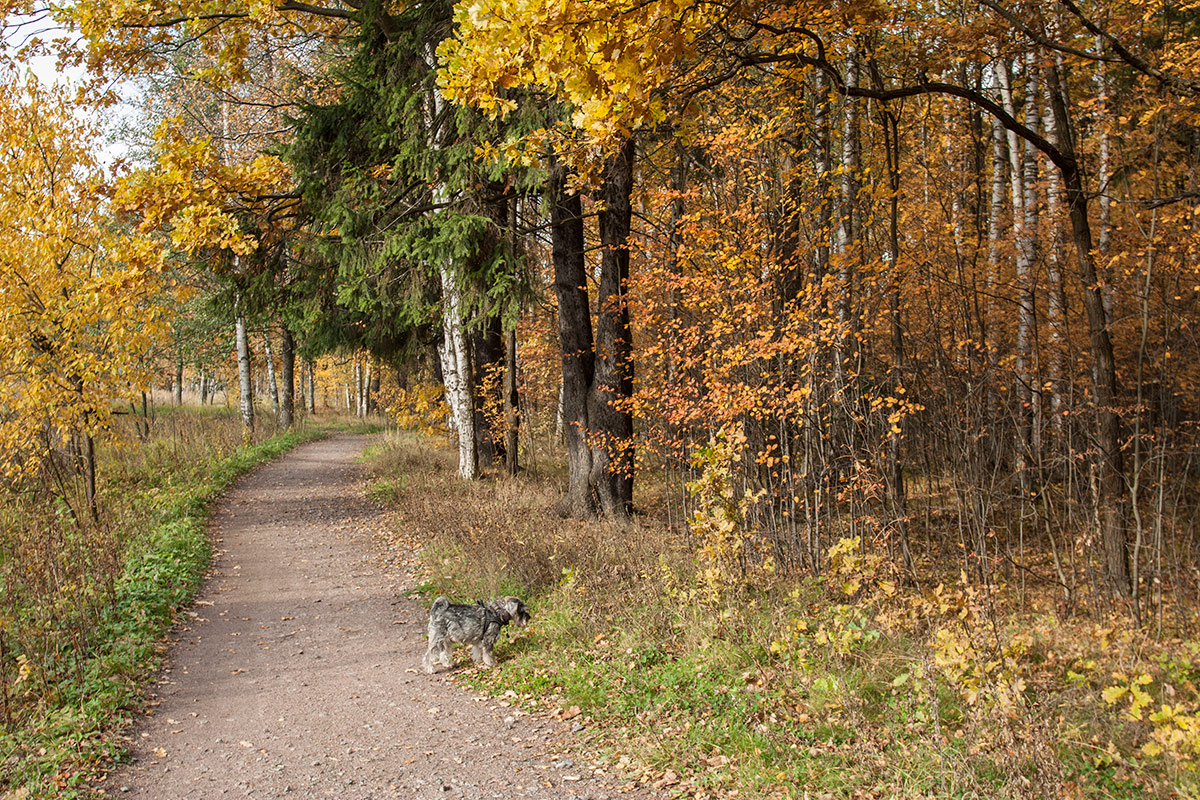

{"left": 422, "top": 596, "right": 531, "bottom": 673}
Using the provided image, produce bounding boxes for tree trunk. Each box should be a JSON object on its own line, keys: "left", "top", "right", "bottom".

{"left": 504, "top": 324, "right": 519, "bottom": 476}
{"left": 354, "top": 358, "right": 362, "bottom": 416}
{"left": 362, "top": 358, "right": 373, "bottom": 417}
{"left": 550, "top": 157, "right": 596, "bottom": 517}
{"left": 235, "top": 306, "right": 254, "bottom": 434}
{"left": 264, "top": 330, "right": 281, "bottom": 417}
{"left": 1000, "top": 59, "right": 1036, "bottom": 487}
{"left": 554, "top": 382, "right": 565, "bottom": 443}
{"left": 986, "top": 106, "right": 1008, "bottom": 469}
{"left": 504, "top": 195, "right": 521, "bottom": 476}
{"left": 1045, "top": 63, "right": 1130, "bottom": 597}
{"left": 84, "top": 431, "right": 97, "bottom": 521}
{"left": 1095, "top": 35, "right": 1114, "bottom": 322}
{"left": 307, "top": 359, "right": 317, "bottom": 413}
{"left": 589, "top": 136, "right": 636, "bottom": 517}
{"left": 440, "top": 266, "right": 478, "bottom": 479}
{"left": 424, "top": 49, "right": 477, "bottom": 479}
{"left": 1020, "top": 56, "right": 1042, "bottom": 480}
{"left": 834, "top": 47, "right": 860, "bottom": 386}
{"left": 1043, "top": 78, "right": 1068, "bottom": 429}
{"left": 174, "top": 354, "right": 184, "bottom": 406}
{"left": 280, "top": 327, "right": 295, "bottom": 428}
{"left": 813, "top": 68, "right": 833, "bottom": 284}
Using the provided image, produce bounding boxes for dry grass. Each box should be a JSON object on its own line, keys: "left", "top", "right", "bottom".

{"left": 366, "top": 430, "right": 689, "bottom": 637}
{"left": 364, "top": 430, "right": 1200, "bottom": 800}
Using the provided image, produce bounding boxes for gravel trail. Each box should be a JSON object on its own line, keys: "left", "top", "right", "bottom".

{"left": 103, "top": 434, "right": 658, "bottom": 800}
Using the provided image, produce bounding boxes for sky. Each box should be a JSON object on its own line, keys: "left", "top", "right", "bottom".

{"left": 4, "top": 12, "right": 140, "bottom": 167}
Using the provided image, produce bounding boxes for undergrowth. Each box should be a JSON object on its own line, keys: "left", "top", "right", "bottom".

{"left": 0, "top": 409, "right": 328, "bottom": 798}
{"left": 366, "top": 430, "right": 1200, "bottom": 800}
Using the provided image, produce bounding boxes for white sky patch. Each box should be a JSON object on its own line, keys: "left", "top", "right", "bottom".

{"left": 4, "top": 14, "right": 143, "bottom": 169}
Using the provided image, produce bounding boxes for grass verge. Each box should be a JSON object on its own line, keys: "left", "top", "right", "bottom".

{"left": 0, "top": 411, "right": 328, "bottom": 799}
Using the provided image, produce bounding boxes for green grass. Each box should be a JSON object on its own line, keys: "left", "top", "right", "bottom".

{"left": 362, "top": 430, "right": 1198, "bottom": 800}
{"left": 451, "top": 586, "right": 990, "bottom": 799}
{"left": 0, "top": 416, "right": 328, "bottom": 798}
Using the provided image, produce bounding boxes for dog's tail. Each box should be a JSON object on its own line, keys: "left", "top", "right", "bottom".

{"left": 431, "top": 596, "right": 450, "bottom": 612}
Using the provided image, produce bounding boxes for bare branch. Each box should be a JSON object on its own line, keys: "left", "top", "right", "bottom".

{"left": 1058, "top": 0, "right": 1200, "bottom": 96}
{"left": 976, "top": 0, "right": 1122, "bottom": 65}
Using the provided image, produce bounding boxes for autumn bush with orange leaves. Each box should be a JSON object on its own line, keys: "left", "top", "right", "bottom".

{"left": 377, "top": 380, "right": 447, "bottom": 437}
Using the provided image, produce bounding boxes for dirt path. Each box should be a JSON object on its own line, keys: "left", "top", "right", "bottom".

{"left": 103, "top": 434, "right": 659, "bottom": 800}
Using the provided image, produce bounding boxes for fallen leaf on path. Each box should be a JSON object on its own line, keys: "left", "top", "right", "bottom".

{"left": 553, "top": 705, "right": 581, "bottom": 721}
{"left": 653, "top": 770, "right": 680, "bottom": 790}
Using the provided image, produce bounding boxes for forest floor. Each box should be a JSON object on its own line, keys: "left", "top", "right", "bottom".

{"left": 99, "top": 433, "right": 658, "bottom": 800}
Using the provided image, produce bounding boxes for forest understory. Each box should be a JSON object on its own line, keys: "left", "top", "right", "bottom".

{"left": 366, "top": 429, "right": 1200, "bottom": 800}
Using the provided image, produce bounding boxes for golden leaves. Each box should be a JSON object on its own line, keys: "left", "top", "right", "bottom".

{"left": 438, "top": 0, "right": 710, "bottom": 149}
{"left": 114, "top": 118, "right": 291, "bottom": 257}
{"left": 0, "top": 73, "right": 170, "bottom": 477}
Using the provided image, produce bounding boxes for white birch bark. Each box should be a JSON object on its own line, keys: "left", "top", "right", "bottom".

{"left": 835, "top": 45, "right": 859, "bottom": 283}
{"left": 834, "top": 45, "right": 860, "bottom": 390}
{"left": 426, "top": 41, "right": 477, "bottom": 479}
{"left": 225, "top": 101, "right": 254, "bottom": 434}
{"left": 440, "top": 269, "right": 478, "bottom": 479}
{"left": 263, "top": 330, "right": 280, "bottom": 417}
{"left": 554, "top": 382, "right": 565, "bottom": 443}
{"left": 999, "top": 58, "right": 1036, "bottom": 479}
{"left": 354, "top": 358, "right": 363, "bottom": 417}
{"left": 1044, "top": 68, "right": 1069, "bottom": 426}
{"left": 987, "top": 113, "right": 1006, "bottom": 316}
{"left": 363, "top": 358, "right": 372, "bottom": 416}
{"left": 307, "top": 359, "right": 316, "bottom": 412}
{"left": 1020, "top": 52, "right": 1042, "bottom": 458}
{"left": 1095, "top": 35, "right": 1114, "bottom": 323}
{"left": 235, "top": 302, "right": 254, "bottom": 433}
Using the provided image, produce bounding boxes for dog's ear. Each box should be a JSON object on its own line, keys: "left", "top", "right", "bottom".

{"left": 505, "top": 597, "right": 528, "bottom": 621}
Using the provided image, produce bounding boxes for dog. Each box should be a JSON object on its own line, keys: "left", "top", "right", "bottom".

{"left": 422, "top": 596, "right": 531, "bottom": 673}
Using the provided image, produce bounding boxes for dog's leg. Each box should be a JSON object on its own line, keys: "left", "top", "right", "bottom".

{"left": 481, "top": 645, "right": 496, "bottom": 668}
